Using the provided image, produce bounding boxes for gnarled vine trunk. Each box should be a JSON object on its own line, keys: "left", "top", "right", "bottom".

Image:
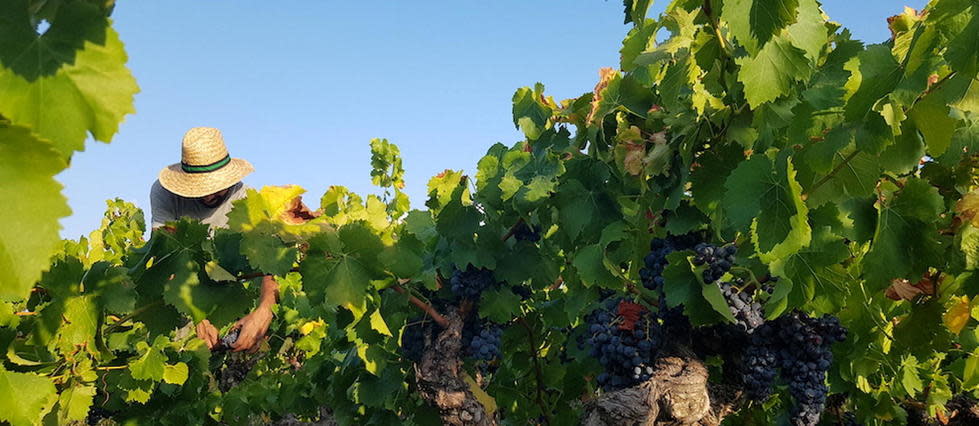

{"left": 415, "top": 311, "right": 497, "bottom": 426}
{"left": 581, "top": 350, "right": 741, "bottom": 426}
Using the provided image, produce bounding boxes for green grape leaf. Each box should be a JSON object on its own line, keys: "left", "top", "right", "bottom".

{"left": 863, "top": 178, "right": 944, "bottom": 290}
{"left": 57, "top": 384, "right": 95, "bottom": 423}
{"left": 53, "top": 295, "right": 99, "bottom": 355}
{"left": 573, "top": 244, "right": 616, "bottom": 288}
{"left": 702, "top": 283, "right": 738, "bottom": 323}
{"left": 690, "top": 143, "right": 745, "bottom": 210}
{"left": 722, "top": 155, "right": 772, "bottom": 230}
{"left": 512, "top": 83, "right": 553, "bottom": 140}
{"left": 0, "top": 367, "right": 58, "bottom": 426}
{"left": 768, "top": 226, "right": 850, "bottom": 309}
{"left": 162, "top": 362, "right": 189, "bottom": 385}
{"left": 0, "top": 125, "right": 70, "bottom": 301}
{"left": 620, "top": 19, "right": 657, "bottom": 71}
{"left": 784, "top": 0, "right": 829, "bottom": 60}
{"left": 370, "top": 308, "right": 393, "bottom": 337}
{"left": 910, "top": 92, "right": 958, "bottom": 157}
{"left": 129, "top": 346, "right": 166, "bottom": 382}
{"left": 944, "top": 11, "right": 979, "bottom": 72}
{"left": 661, "top": 251, "right": 723, "bottom": 325}
{"left": 158, "top": 250, "right": 250, "bottom": 326}
{"left": 844, "top": 45, "right": 903, "bottom": 122}
{"left": 736, "top": 35, "right": 812, "bottom": 108}
{"left": 0, "top": 0, "right": 138, "bottom": 157}
{"left": 751, "top": 154, "right": 811, "bottom": 261}
{"left": 899, "top": 356, "right": 924, "bottom": 397}
{"left": 240, "top": 230, "right": 297, "bottom": 276}
{"left": 723, "top": 0, "right": 801, "bottom": 55}
{"left": 479, "top": 287, "right": 522, "bottom": 323}
{"left": 880, "top": 123, "right": 926, "bottom": 174}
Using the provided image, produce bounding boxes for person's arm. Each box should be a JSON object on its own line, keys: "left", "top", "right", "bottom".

{"left": 231, "top": 275, "right": 279, "bottom": 352}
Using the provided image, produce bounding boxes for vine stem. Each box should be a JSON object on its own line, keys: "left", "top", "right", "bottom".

{"left": 517, "top": 317, "right": 551, "bottom": 425}
{"left": 392, "top": 281, "right": 448, "bottom": 328}
{"left": 803, "top": 149, "right": 861, "bottom": 198}
{"left": 95, "top": 365, "right": 128, "bottom": 371}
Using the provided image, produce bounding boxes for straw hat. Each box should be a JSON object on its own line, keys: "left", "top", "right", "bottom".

{"left": 158, "top": 127, "right": 254, "bottom": 198}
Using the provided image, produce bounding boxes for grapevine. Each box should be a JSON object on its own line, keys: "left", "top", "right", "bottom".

{"left": 0, "top": 1, "right": 977, "bottom": 425}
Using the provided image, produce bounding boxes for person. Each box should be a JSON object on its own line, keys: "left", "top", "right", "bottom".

{"left": 150, "top": 127, "right": 277, "bottom": 352}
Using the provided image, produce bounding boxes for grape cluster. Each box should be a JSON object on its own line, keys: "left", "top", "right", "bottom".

{"left": 218, "top": 353, "right": 259, "bottom": 392}
{"left": 512, "top": 222, "right": 541, "bottom": 242}
{"left": 86, "top": 406, "right": 114, "bottom": 426}
{"left": 583, "top": 298, "right": 662, "bottom": 391}
{"left": 718, "top": 280, "right": 764, "bottom": 332}
{"left": 737, "top": 312, "right": 847, "bottom": 426}
{"left": 512, "top": 285, "right": 532, "bottom": 301}
{"left": 401, "top": 317, "right": 434, "bottom": 362}
{"left": 467, "top": 324, "right": 503, "bottom": 362}
{"left": 449, "top": 265, "right": 498, "bottom": 300}
{"left": 693, "top": 243, "right": 736, "bottom": 283}
{"left": 741, "top": 324, "right": 778, "bottom": 400}
{"left": 638, "top": 235, "right": 705, "bottom": 336}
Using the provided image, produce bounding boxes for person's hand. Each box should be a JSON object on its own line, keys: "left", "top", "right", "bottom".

{"left": 231, "top": 305, "right": 273, "bottom": 352}
{"left": 195, "top": 319, "right": 219, "bottom": 350}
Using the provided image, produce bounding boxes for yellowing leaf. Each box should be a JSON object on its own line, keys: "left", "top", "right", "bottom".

{"left": 956, "top": 191, "right": 979, "bottom": 227}
{"left": 299, "top": 319, "right": 325, "bottom": 336}
{"left": 463, "top": 373, "right": 497, "bottom": 415}
{"left": 945, "top": 295, "right": 971, "bottom": 335}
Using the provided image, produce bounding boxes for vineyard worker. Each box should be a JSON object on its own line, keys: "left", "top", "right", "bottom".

{"left": 151, "top": 126, "right": 278, "bottom": 353}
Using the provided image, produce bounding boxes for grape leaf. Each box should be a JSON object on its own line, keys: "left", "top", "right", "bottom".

{"left": 910, "top": 92, "right": 958, "bottom": 157}
{"left": 479, "top": 287, "right": 522, "bottom": 323}
{"left": 736, "top": 35, "right": 812, "bottom": 108}
{"left": 0, "top": 367, "right": 58, "bottom": 426}
{"left": 129, "top": 346, "right": 166, "bottom": 381}
{"left": 0, "top": 125, "right": 70, "bottom": 301}
{"left": 0, "top": 0, "right": 138, "bottom": 158}
{"left": 56, "top": 384, "right": 95, "bottom": 423}
{"left": 724, "top": 0, "right": 801, "bottom": 55}
{"left": 661, "top": 251, "right": 724, "bottom": 325}
{"left": 751, "top": 154, "right": 811, "bottom": 261}
{"left": 844, "top": 45, "right": 903, "bottom": 122}
{"left": 512, "top": 83, "right": 553, "bottom": 140}
{"left": 863, "top": 178, "right": 944, "bottom": 290}
{"left": 162, "top": 362, "right": 188, "bottom": 385}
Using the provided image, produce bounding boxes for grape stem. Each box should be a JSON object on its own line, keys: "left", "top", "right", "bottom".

{"left": 392, "top": 282, "right": 448, "bottom": 328}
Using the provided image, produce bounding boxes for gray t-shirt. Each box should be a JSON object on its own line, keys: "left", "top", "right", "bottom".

{"left": 150, "top": 181, "right": 250, "bottom": 229}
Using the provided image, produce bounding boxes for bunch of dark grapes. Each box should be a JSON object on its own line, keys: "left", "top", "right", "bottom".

{"left": 638, "top": 235, "right": 705, "bottom": 336}
{"left": 513, "top": 222, "right": 541, "bottom": 242}
{"left": 86, "top": 406, "right": 114, "bottom": 426}
{"left": 512, "top": 285, "right": 532, "bottom": 300}
{"left": 771, "top": 312, "right": 847, "bottom": 425}
{"left": 467, "top": 324, "right": 503, "bottom": 362}
{"left": 215, "top": 328, "right": 240, "bottom": 352}
{"left": 218, "top": 353, "right": 260, "bottom": 392}
{"left": 718, "top": 279, "right": 764, "bottom": 332}
{"left": 584, "top": 298, "right": 662, "bottom": 391}
{"left": 693, "top": 243, "right": 736, "bottom": 283}
{"left": 401, "top": 317, "right": 434, "bottom": 362}
{"left": 449, "top": 265, "right": 498, "bottom": 300}
{"left": 740, "top": 323, "right": 779, "bottom": 401}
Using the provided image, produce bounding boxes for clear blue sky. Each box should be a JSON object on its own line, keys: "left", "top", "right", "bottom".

{"left": 57, "top": 1, "right": 927, "bottom": 239}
